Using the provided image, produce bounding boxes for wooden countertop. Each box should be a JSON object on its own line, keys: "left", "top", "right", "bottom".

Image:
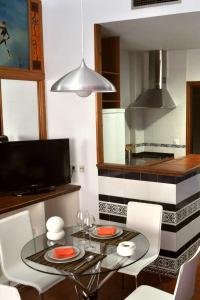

{"left": 98, "top": 154, "right": 200, "bottom": 177}
{"left": 146, "top": 154, "right": 200, "bottom": 176}
{"left": 0, "top": 184, "right": 81, "bottom": 215}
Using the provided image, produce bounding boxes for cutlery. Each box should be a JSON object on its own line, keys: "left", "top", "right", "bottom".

{"left": 74, "top": 255, "right": 95, "bottom": 271}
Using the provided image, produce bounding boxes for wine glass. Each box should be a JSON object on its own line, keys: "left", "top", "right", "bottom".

{"left": 76, "top": 210, "right": 84, "bottom": 230}
{"left": 83, "top": 211, "right": 90, "bottom": 235}
{"left": 84, "top": 213, "right": 96, "bottom": 250}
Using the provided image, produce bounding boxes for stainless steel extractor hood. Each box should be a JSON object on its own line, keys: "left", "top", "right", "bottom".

{"left": 130, "top": 50, "right": 176, "bottom": 109}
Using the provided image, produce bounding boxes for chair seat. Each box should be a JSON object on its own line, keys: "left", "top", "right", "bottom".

{"left": 125, "top": 285, "right": 173, "bottom": 300}
{"left": 6, "top": 262, "right": 63, "bottom": 294}
{"left": 119, "top": 252, "right": 158, "bottom": 276}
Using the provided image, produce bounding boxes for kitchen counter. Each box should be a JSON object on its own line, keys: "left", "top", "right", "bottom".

{"left": 98, "top": 154, "right": 200, "bottom": 276}
{"left": 98, "top": 154, "right": 200, "bottom": 177}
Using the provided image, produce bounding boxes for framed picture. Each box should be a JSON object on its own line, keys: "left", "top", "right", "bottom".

{"left": 0, "top": 0, "right": 43, "bottom": 75}
{"left": 0, "top": 0, "right": 29, "bottom": 69}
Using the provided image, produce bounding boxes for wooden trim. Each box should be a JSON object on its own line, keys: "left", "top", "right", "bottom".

{"left": 186, "top": 81, "right": 200, "bottom": 155}
{"left": 94, "top": 24, "right": 104, "bottom": 163}
{"left": 0, "top": 68, "right": 44, "bottom": 81}
{"left": 37, "top": 80, "right": 47, "bottom": 139}
{"left": 29, "top": 0, "right": 44, "bottom": 73}
{"left": 186, "top": 82, "right": 191, "bottom": 154}
{"left": 38, "top": 0, "right": 44, "bottom": 72}
{"left": 28, "top": 0, "right": 32, "bottom": 70}
{"left": 0, "top": 81, "right": 3, "bottom": 135}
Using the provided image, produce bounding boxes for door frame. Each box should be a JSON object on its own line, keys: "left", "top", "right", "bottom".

{"left": 186, "top": 81, "right": 200, "bottom": 154}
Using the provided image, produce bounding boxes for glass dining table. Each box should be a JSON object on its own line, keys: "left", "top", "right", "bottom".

{"left": 21, "top": 225, "right": 149, "bottom": 299}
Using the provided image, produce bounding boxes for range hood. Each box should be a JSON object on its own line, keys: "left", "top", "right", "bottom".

{"left": 130, "top": 50, "right": 176, "bottom": 109}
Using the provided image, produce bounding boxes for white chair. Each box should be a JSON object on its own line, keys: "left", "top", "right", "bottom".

{"left": 125, "top": 245, "right": 200, "bottom": 300}
{"left": 119, "top": 201, "right": 163, "bottom": 286}
{"left": 0, "top": 211, "right": 63, "bottom": 299}
{"left": 0, "top": 284, "right": 21, "bottom": 300}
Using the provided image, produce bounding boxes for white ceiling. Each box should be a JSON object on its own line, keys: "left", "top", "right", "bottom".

{"left": 101, "top": 11, "right": 200, "bottom": 51}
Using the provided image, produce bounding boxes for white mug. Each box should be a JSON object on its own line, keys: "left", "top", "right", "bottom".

{"left": 117, "top": 241, "right": 136, "bottom": 256}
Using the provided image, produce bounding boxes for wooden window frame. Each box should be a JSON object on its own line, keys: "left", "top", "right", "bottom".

{"left": 186, "top": 81, "right": 200, "bottom": 155}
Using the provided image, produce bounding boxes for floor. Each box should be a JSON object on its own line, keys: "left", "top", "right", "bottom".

{"left": 18, "top": 262, "right": 200, "bottom": 300}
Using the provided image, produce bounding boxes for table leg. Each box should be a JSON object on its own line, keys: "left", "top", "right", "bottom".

{"left": 69, "top": 257, "right": 127, "bottom": 299}
{"left": 82, "top": 291, "right": 98, "bottom": 300}
{"left": 74, "top": 284, "right": 81, "bottom": 300}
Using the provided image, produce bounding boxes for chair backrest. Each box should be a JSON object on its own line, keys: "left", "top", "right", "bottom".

{"left": 126, "top": 201, "right": 163, "bottom": 255}
{"left": 173, "top": 246, "right": 200, "bottom": 300}
{"left": 0, "top": 211, "right": 33, "bottom": 278}
{"left": 0, "top": 284, "right": 21, "bottom": 300}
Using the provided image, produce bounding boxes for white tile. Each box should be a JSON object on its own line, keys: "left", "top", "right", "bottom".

{"left": 161, "top": 231, "right": 177, "bottom": 252}
{"left": 99, "top": 174, "right": 200, "bottom": 206}
{"left": 99, "top": 176, "right": 177, "bottom": 204}
{"left": 176, "top": 174, "right": 200, "bottom": 203}
{"left": 98, "top": 176, "right": 125, "bottom": 198}
{"left": 176, "top": 216, "right": 200, "bottom": 250}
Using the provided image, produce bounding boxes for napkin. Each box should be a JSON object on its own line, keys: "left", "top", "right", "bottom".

{"left": 53, "top": 247, "right": 75, "bottom": 259}
{"left": 97, "top": 227, "right": 116, "bottom": 236}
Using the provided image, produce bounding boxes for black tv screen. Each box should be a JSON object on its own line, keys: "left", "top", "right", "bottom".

{"left": 0, "top": 139, "right": 71, "bottom": 192}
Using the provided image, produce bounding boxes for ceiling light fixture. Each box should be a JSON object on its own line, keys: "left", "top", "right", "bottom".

{"left": 51, "top": 0, "right": 116, "bottom": 97}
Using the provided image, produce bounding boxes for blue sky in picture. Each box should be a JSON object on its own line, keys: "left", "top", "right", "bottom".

{"left": 0, "top": 0, "right": 29, "bottom": 68}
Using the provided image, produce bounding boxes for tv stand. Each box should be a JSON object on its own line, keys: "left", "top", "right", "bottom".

{"left": 0, "top": 184, "right": 81, "bottom": 214}
{"left": 13, "top": 184, "right": 56, "bottom": 197}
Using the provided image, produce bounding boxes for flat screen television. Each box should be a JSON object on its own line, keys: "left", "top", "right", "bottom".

{"left": 0, "top": 139, "right": 71, "bottom": 193}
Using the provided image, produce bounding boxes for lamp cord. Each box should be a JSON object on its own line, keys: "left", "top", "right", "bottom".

{"left": 81, "top": 0, "right": 84, "bottom": 59}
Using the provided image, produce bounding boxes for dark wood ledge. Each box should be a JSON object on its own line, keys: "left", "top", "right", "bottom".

{"left": 147, "top": 154, "right": 200, "bottom": 176}
{"left": 97, "top": 154, "right": 200, "bottom": 177}
{"left": 0, "top": 184, "right": 81, "bottom": 215}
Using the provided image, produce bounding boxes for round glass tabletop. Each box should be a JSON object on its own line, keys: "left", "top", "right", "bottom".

{"left": 21, "top": 226, "right": 149, "bottom": 277}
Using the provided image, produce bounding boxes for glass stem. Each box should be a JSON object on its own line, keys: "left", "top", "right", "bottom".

{"left": 88, "top": 231, "right": 91, "bottom": 248}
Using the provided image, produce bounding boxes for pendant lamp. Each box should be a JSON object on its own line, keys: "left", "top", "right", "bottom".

{"left": 51, "top": 0, "right": 116, "bottom": 97}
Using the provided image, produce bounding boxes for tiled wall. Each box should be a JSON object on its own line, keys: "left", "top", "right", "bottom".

{"left": 98, "top": 168, "right": 200, "bottom": 276}
{"left": 134, "top": 142, "right": 186, "bottom": 158}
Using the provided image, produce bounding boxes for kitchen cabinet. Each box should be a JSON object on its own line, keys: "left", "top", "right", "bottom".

{"left": 102, "top": 37, "right": 120, "bottom": 108}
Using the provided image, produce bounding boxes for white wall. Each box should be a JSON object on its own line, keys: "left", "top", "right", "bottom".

{"left": 42, "top": 0, "right": 200, "bottom": 216}
{"left": 186, "top": 49, "right": 200, "bottom": 80}
{"left": 45, "top": 193, "right": 79, "bottom": 226}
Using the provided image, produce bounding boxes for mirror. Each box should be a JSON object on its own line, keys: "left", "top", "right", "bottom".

{"left": 1, "top": 79, "right": 39, "bottom": 141}
{"left": 96, "top": 13, "right": 200, "bottom": 166}
{"left": 0, "top": 78, "right": 46, "bottom": 141}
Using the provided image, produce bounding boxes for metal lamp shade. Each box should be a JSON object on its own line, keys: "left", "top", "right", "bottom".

{"left": 51, "top": 59, "right": 116, "bottom": 97}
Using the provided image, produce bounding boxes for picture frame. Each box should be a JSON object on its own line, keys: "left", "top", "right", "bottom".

{"left": 0, "top": 0, "right": 44, "bottom": 80}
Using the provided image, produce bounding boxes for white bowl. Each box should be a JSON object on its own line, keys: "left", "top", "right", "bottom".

{"left": 117, "top": 241, "right": 136, "bottom": 257}
{"left": 46, "top": 216, "right": 64, "bottom": 233}
{"left": 46, "top": 230, "right": 65, "bottom": 241}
